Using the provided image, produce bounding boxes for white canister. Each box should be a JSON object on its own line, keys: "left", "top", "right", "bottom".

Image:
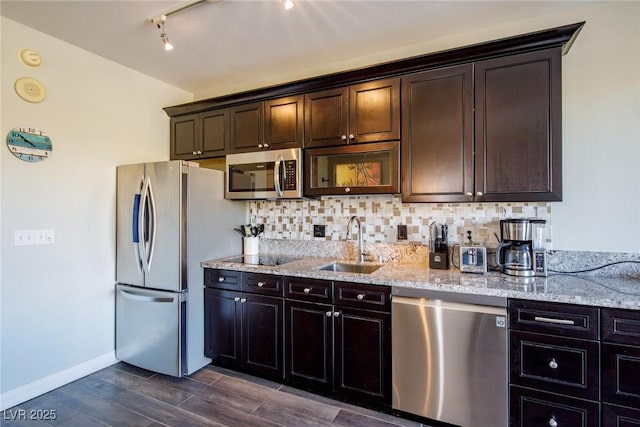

{"left": 243, "top": 236, "right": 259, "bottom": 256}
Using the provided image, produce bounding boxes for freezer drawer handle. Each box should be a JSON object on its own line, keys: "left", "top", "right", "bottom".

{"left": 120, "top": 289, "right": 175, "bottom": 303}
{"left": 534, "top": 316, "right": 575, "bottom": 326}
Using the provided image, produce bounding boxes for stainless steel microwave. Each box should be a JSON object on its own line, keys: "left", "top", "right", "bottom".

{"left": 225, "top": 148, "right": 302, "bottom": 200}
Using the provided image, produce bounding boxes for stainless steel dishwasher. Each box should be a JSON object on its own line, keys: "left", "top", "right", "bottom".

{"left": 392, "top": 288, "right": 508, "bottom": 427}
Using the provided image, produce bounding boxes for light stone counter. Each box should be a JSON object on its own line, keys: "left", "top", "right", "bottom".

{"left": 201, "top": 255, "right": 640, "bottom": 310}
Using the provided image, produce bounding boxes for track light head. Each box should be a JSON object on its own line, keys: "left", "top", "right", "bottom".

{"left": 283, "top": 0, "right": 294, "bottom": 10}
{"left": 158, "top": 16, "right": 173, "bottom": 51}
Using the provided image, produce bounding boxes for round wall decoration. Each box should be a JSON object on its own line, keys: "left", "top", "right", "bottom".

{"left": 14, "top": 77, "right": 47, "bottom": 103}
{"left": 6, "top": 126, "right": 52, "bottom": 162}
{"left": 18, "top": 48, "right": 42, "bottom": 67}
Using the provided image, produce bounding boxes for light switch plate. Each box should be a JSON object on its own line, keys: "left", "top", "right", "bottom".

{"left": 35, "top": 229, "right": 54, "bottom": 245}
{"left": 15, "top": 230, "right": 35, "bottom": 246}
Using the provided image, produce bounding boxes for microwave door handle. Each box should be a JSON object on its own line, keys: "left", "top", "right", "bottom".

{"left": 274, "top": 155, "right": 284, "bottom": 198}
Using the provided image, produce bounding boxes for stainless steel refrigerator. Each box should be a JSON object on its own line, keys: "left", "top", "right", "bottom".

{"left": 116, "top": 160, "right": 245, "bottom": 377}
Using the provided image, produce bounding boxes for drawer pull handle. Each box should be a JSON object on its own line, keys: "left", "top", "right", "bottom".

{"left": 257, "top": 282, "right": 265, "bottom": 288}
{"left": 356, "top": 294, "right": 365, "bottom": 300}
{"left": 234, "top": 297, "right": 240, "bottom": 302}
{"left": 549, "top": 416, "right": 558, "bottom": 427}
{"left": 326, "top": 311, "right": 332, "bottom": 317}
{"left": 548, "top": 358, "right": 558, "bottom": 369}
{"left": 218, "top": 277, "right": 225, "bottom": 282}
{"left": 303, "top": 288, "right": 311, "bottom": 294}
{"left": 534, "top": 316, "right": 575, "bottom": 326}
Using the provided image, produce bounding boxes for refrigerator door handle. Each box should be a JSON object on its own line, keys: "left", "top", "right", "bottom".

{"left": 131, "top": 193, "right": 143, "bottom": 273}
{"left": 274, "top": 154, "right": 284, "bottom": 198}
{"left": 138, "top": 177, "right": 150, "bottom": 273}
{"left": 120, "top": 289, "right": 176, "bottom": 303}
{"left": 146, "top": 178, "right": 157, "bottom": 271}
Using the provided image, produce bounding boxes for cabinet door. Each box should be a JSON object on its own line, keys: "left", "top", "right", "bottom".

{"left": 204, "top": 288, "right": 241, "bottom": 367}
{"left": 510, "top": 385, "right": 600, "bottom": 427}
{"left": 334, "top": 306, "right": 391, "bottom": 406}
{"left": 304, "top": 87, "right": 349, "bottom": 148}
{"left": 171, "top": 114, "right": 198, "bottom": 159}
{"left": 475, "top": 48, "right": 562, "bottom": 202}
{"left": 242, "top": 294, "right": 283, "bottom": 379}
{"left": 201, "top": 108, "right": 228, "bottom": 157}
{"left": 401, "top": 65, "right": 474, "bottom": 203}
{"left": 603, "top": 404, "right": 640, "bottom": 427}
{"left": 602, "top": 343, "right": 640, "bottom": 409}
{"left": 349, "top": 77, "right": 400, "bottom": 144}
{"left": 229, "top": 101, "right": 264, "bottom": 153}
{"left": 285, "top": 300, "right": 333, "bottom": 392}
{"left": 265, "top": 95, "right": 303, "bottom": 150}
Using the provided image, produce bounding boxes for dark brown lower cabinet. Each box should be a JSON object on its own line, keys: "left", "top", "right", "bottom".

{"left": 603, "top": 404, "right": 640, "bottom": 426}
{"left": 510, "top": 386, "right": 600, "bottom": 427}
{"left": 204, "top": 288, "right": 283, "bottom": 379}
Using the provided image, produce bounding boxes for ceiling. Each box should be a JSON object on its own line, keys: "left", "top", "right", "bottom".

{"left": 1, "top": 0, "right": 584, "bottom": 100}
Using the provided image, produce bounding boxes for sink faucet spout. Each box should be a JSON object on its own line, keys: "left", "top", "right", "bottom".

{"left": 347, "top": 215, "right": 365, "bottom": 263}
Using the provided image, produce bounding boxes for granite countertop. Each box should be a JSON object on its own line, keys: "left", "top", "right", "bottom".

{"left": 201, "top": 255, "right": 640, "bottom": 310}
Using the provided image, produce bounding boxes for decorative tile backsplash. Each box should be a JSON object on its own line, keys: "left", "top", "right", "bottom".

{"left": 248, "top": 195, "right": 552, "bottom": 248}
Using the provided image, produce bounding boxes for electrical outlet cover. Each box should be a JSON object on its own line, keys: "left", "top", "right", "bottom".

{"left": 397, "top": 224, "right": 408, "bottom": 240}
{"left": 313, "top": 225, "right": 326, "bottom": 238}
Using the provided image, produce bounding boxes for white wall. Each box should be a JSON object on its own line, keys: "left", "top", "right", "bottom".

{"left": 0, "top": 17, "right": 192, "bottom": 407}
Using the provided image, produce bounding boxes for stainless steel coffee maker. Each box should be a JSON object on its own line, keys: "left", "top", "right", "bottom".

{"left": 496, "top": 218, "right": 547, "bottom": 277}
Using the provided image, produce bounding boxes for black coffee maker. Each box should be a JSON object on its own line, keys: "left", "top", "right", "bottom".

{"left": 496, "top": 218, "right": 547, "bottom": 277}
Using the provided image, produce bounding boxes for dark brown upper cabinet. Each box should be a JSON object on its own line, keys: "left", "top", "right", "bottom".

{"left": 475, "top": 48, "right": 562, "bottom": 202}
{"left": 170, "top": 108, "right": 228, "bottom": 160}
{"left": 305, "top": 78, "right": 400, "bottom": 148}
{"left": 229, "top": 95, "right": 303, "bottom": 153}
{"left": 401, "top": 64, "right": 474, "bottom": 203}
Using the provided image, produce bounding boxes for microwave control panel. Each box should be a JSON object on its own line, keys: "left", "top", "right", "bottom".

{"left": 284, "top": 160, "right": 297, "bottom": 190}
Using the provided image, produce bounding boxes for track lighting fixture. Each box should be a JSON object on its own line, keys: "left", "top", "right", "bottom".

{"left": 283, "top": 0, "right": 294, "bottom": 10}
{"left": 158, "top": 15, "right": 174, "bottom": 51}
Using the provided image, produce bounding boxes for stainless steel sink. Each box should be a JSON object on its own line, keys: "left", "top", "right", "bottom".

{"left": 318, "top": 262, "right": 382, "bottom": 274}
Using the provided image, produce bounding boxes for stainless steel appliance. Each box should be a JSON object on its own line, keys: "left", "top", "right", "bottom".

{"left": 460, "top": 245, "right": 488, "bottom": 273}
{"left": 392, "top": 288, "right": 508, "bottom": 427}
{"left": 496, "top": 218, "right": 547, "bottom": 277}
{"left": 225, "top": 148, "right": 302, "bottom": 199}
{"left": 116, "top": 161, "right": 245, "bottom": 377}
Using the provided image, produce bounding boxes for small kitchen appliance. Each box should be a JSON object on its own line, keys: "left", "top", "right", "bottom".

{"left": 429, "top": 222, "right": 449, "bottom": 270}
{"left": 496, "top": 218, "right": 547, "bottom": 277}
{"left": 460, "top": 246, "right": 488, "bottom": 273}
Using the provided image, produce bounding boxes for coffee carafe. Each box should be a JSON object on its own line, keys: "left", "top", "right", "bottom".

{"left": 496, "top": 218, "right": 547, "bottom": 277}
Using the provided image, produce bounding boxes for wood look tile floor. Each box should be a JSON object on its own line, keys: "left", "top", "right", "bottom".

{"left": 1, "top": 363, "right": 427, "bottom": 427}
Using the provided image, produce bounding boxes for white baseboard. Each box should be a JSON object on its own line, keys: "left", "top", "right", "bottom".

{"left": 0, "top": 351, "right": 117, "bottom": 411}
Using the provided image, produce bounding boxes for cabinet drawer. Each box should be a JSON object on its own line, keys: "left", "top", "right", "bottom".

{"left": 242, "top": 272, "right": 283, "bottom": 296}
{"left": 602, "top": 343, "right": 640, "bottom": 409}
{"left": 509, "top": 385, "right": 600, "bottom": 427}
{"left": 603, "top": 404, "right": 640, "bottom": 426}
{"left": 284, "top": 277, "right": 333, "bottom": 303}
{"left": 205, "top": 269, "right": 241, "bottom": 291}
{"left": 509, "top": 299, "right": 599, "bottom": 340}
{"left": 602, "top": 308, "right": 640, "bottom": 345}
{"left": 511, "top": 331, "right": 600, "bottom": 401}
{"left": 334, "top": 282, "right": 391, "bottom": 312}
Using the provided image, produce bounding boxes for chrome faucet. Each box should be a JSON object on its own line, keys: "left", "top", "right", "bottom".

{"left": 346, "top": 215, "right": 366, "bottom": 263}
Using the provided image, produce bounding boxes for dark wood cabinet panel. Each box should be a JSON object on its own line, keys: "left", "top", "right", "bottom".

{"left": 284, "top": 276, "right": 333, "bottom": 304}
{"left": 603, "top": 404, "right": 640, "bottom": 426}
{"left": 509, "top": 299, "right": 599, "bottom": 340}
{"left": 242, "top": 294, "right": 283, "bottom": 378}
{"left": 200, "top": 109, "right": 228, "bottom": 157}
{"left": 510, "top": 385, "right": 600, "bottom": 427}
{"left": 170, "top": 109, "right": 228, "bottom": 160}
{"left": 285, "top": 299, "right": 333, "bottom": 392}
{"left": 602, "top": 307, "right": 640, "bottom": 346}
{"left": 171, "top": 114, "right": 198, "bottom": 159}
{"left": 304, "top": 78, "right": 399, "bottom": 148}
{"left": 334, "top": 281, "right": 391, "bottom": 312}
{"left": 334, "top": 307, "right": 391, "bottom": 406}
{"left": 511, "top": 330, "right": 600, "bottom": 401}
{"left": 401, "top": 65, "right": 474, "bottom": 203}
{"left": 602, "top": 343, "right": 640, "bottom": 409}
{"left": 204, "top": 288, "right": 242, "bottom": 367}
{"left": 475, "top": 48, "right": 562, "bottom": 202}
{"left": 242, "top": 272, "right": 283, "bottom": 296}
{"left": 265, "top": 95, "right": 304, "bottom": 150}
{"left": 205, "top": 268, "right": 241, "bottom": 291}
{"left": 229, "top": 102, "right": 264, "bottom": 153}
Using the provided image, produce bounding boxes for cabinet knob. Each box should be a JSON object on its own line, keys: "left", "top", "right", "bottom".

{"left": 476, "top": 191, "right": 484, "bottom": 196}
{"left": 240, "top": 298, "right": 247, "bottom": 303}
{"left": 192, "top": 151, "right": 197, "bottom": 155}
{"left": 341, "top": 135, "right": 347, "bottom": 141}
{"left": 263, "top": 143, "right": 270, "bottom": 148}
{"left": 465, "top": 192, "right": 473, "bottom": 196}
{"left": 258, "top": 143, "right": 263, "bottom": 149}
{"left": 218, "top": 277, "right": 225, "bottom": 282}
{"left": 326, "top": 311, "right": 332, "bottom": 317}
{"left": 548, "top": 358, "right": 558, "bottom": 370}
{"left": 257, "top": 282, "right": 265, "bottom": 288}
{"left": 333, "top": 311, "right": 341, "bottom": 317}
{"left": 356, "top": 294, "right": 365, "bottom": 300}
{"left": 303, "top": 288, "right": 311, "bottom": 294}
{"left": 348, "top": 134, "right": 355, "bottom": 141}
{"left": 345, "top": 187, "right": 351, "bottom": 193}
{"left": 197, "top": 150, "right": 202, "bottom": 155}
{"left": 548, "top": 416, "right": 558, "bottom": 427}
{"left": 234, "top": 297, "right": 240, "bottom": 302}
